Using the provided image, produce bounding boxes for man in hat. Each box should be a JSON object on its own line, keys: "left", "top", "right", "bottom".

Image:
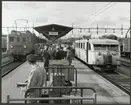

{"left": 26, "top": 54, "right": 46, "bottom": 103}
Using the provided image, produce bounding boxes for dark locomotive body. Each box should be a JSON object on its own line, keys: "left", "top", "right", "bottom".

{"left": 7, "top": 30, "right": 37, "bottom": 61}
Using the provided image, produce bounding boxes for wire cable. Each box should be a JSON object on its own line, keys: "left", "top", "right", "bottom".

{"left": 87, "top": 2, "right": 112, "bottom": 21}
{"left": 89, "top": 2, "right": 117, "bottom": 25}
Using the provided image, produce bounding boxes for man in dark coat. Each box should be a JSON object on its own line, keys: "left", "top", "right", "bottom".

{"left": 55, "top": 47, "right": 61, "bottom": 60}
{"left": 42, "top": 46, "right": 50, "bottom": 73}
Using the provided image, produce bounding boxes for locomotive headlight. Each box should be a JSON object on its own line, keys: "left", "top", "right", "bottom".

{"left": 10, "top": 45, "right": 14, "bottom": 48}
{"left": 23, "top": 45, "right": 26, "bottom": 48}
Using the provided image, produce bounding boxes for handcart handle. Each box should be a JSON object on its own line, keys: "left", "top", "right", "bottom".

{"left": 16, "top": 83, "right": 27, "bottom": 87}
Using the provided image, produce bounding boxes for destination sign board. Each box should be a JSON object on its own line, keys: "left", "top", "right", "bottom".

{"left": 49, "top": 32, "right": 58, "bottom": 35}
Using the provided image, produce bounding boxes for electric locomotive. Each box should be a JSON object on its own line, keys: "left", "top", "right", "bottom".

{"left": 7, "top": 30, "right": 37, "bottom": 61}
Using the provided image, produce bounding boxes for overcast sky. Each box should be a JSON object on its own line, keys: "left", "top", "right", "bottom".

{"left": 2, "top": 1, "right": 130, "bottom": 38}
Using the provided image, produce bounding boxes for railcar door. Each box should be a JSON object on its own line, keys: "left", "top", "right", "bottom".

{"left": 86, "top": 42, "right": 89, "bottom": 63}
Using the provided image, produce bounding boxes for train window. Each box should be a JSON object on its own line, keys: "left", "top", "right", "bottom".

{"left": 83, "top": 43, "right": 85, "bottom": 49}
{"left": 17, "top": 37, "right": 20, "bottom": 42}
{"left": 23, "top": 37, "right": 26, "bottom": 42}
{"left": 9, "top": 37, "right": 14, "bottom": 42}
{"left": 88, "top": 43, "right": 91, "bottom": 50}
{"left": 83, "top": 43, "right": 84, "bottom": 49}
{"left": 28, "top": 36, "right": 32, "bottom": 42}
{"left": 81, "top": 43, "right": 82, "bottom": 49}
{"left": 94, "top": 44, "right": 106, "bottom": 50}
{"left": 87, "top": 42, "right": 91, "bottom": 50}
{"left": 79, "top": 43, "right": 80, "bottom": 48}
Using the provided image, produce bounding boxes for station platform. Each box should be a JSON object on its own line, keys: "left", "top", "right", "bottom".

{"left": 72, "top": 59, "right": 130, "bottom": 104}
{"left": 2, "top": 58, "right": 130, "bottom": 104}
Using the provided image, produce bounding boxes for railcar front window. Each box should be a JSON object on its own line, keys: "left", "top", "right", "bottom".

{"left": 107, "top": 45, "right": 118, "bottom": 51}
{"left": 94, "top": 44, "right": 119, "bottom": 51}
{"left": 94, "top": 44, "right": 106, "bottom": 50}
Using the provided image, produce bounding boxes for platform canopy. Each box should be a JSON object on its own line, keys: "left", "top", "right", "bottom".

{"left": 33, "top": 24, "right": 73, "bottom": 41}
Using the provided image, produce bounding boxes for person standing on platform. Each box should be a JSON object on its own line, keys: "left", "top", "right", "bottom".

{"left": 66, "top": 47, "right": 73, "bottom": 65}
{"left": 42, "top": 46, "right": 50, "bottom": 73}
{"left": 63, "top": 46, "right": 67, "bottom": 59}
{"left": 60, "top": 47, "right": 65, "bottom": 59}
{"left": 71, "top": 46, "right": 75, "bottom": 60}
{"left": 55, "top": 47, "right": 61, "bottom": 60}
{"left": 26, "top": 54, "right": 46, "bottom": 103}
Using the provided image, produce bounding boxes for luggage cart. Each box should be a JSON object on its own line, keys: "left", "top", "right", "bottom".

{"left": 47, "top": 60, "right": 77, "bottom": 86}
{"left": 47, "top": 64, "right": 77, "bottom": 87}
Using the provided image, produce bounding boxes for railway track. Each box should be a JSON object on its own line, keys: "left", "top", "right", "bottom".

{"left": 2, "top": 61, "right": 25, "bottom": 77}
{"left": 94, "top": 70, "right": 130, "bottom": 95}
{"left": 2, "top": 53, "right": 26, "bottom": 77}
{"left": 2, "top": 53, "right": 9, "bottom": 58}
{"left": 119, "top": 58, "right": 130, "bottom": 67}
{"left": 76, "top": 57, "right": 130, "bottom": 95}
{"left": 121, "top": 55, "right": 130, "bottom": 60}
{"left": 2, "top": 60, "right": 14, "bottom": 67}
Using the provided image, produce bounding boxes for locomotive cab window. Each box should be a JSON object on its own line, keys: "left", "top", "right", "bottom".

{"left": 17, "top": 37, "right": 20, "bottom": 42}
{"left": 23, "top": 37, "right": 26, "bottom": 42}
{"left": 9, "top": 37, "right": 14, "bottom": 42}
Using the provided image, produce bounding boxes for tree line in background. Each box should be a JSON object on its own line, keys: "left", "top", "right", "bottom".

{"left": 56, "top": 34, "right": 128, "bottom": 45}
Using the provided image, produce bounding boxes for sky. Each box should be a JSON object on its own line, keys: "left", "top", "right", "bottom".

{"left": 2, "top": 1, "right": 130, "bottom": 38}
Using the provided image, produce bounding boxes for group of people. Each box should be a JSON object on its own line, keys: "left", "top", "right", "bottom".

{"left": 22, "top": 44, "right": 75, "bottom": 103}
{"left": 42, "top": 45, "right": 75, "bottom": 67}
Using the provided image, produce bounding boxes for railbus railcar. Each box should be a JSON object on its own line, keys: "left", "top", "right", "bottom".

{"left": 74, "top": 39, "right": 121, "bottom": 71}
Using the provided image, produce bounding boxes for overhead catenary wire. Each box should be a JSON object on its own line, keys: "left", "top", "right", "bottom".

{"left": 88, "top": 2, "right": 117, "bottom": 25}
{"left": 87, "top": 1, "right": 112, "bottom": 22}
{"left": 72, "top": 2, "right": 119, "bottom": 34}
